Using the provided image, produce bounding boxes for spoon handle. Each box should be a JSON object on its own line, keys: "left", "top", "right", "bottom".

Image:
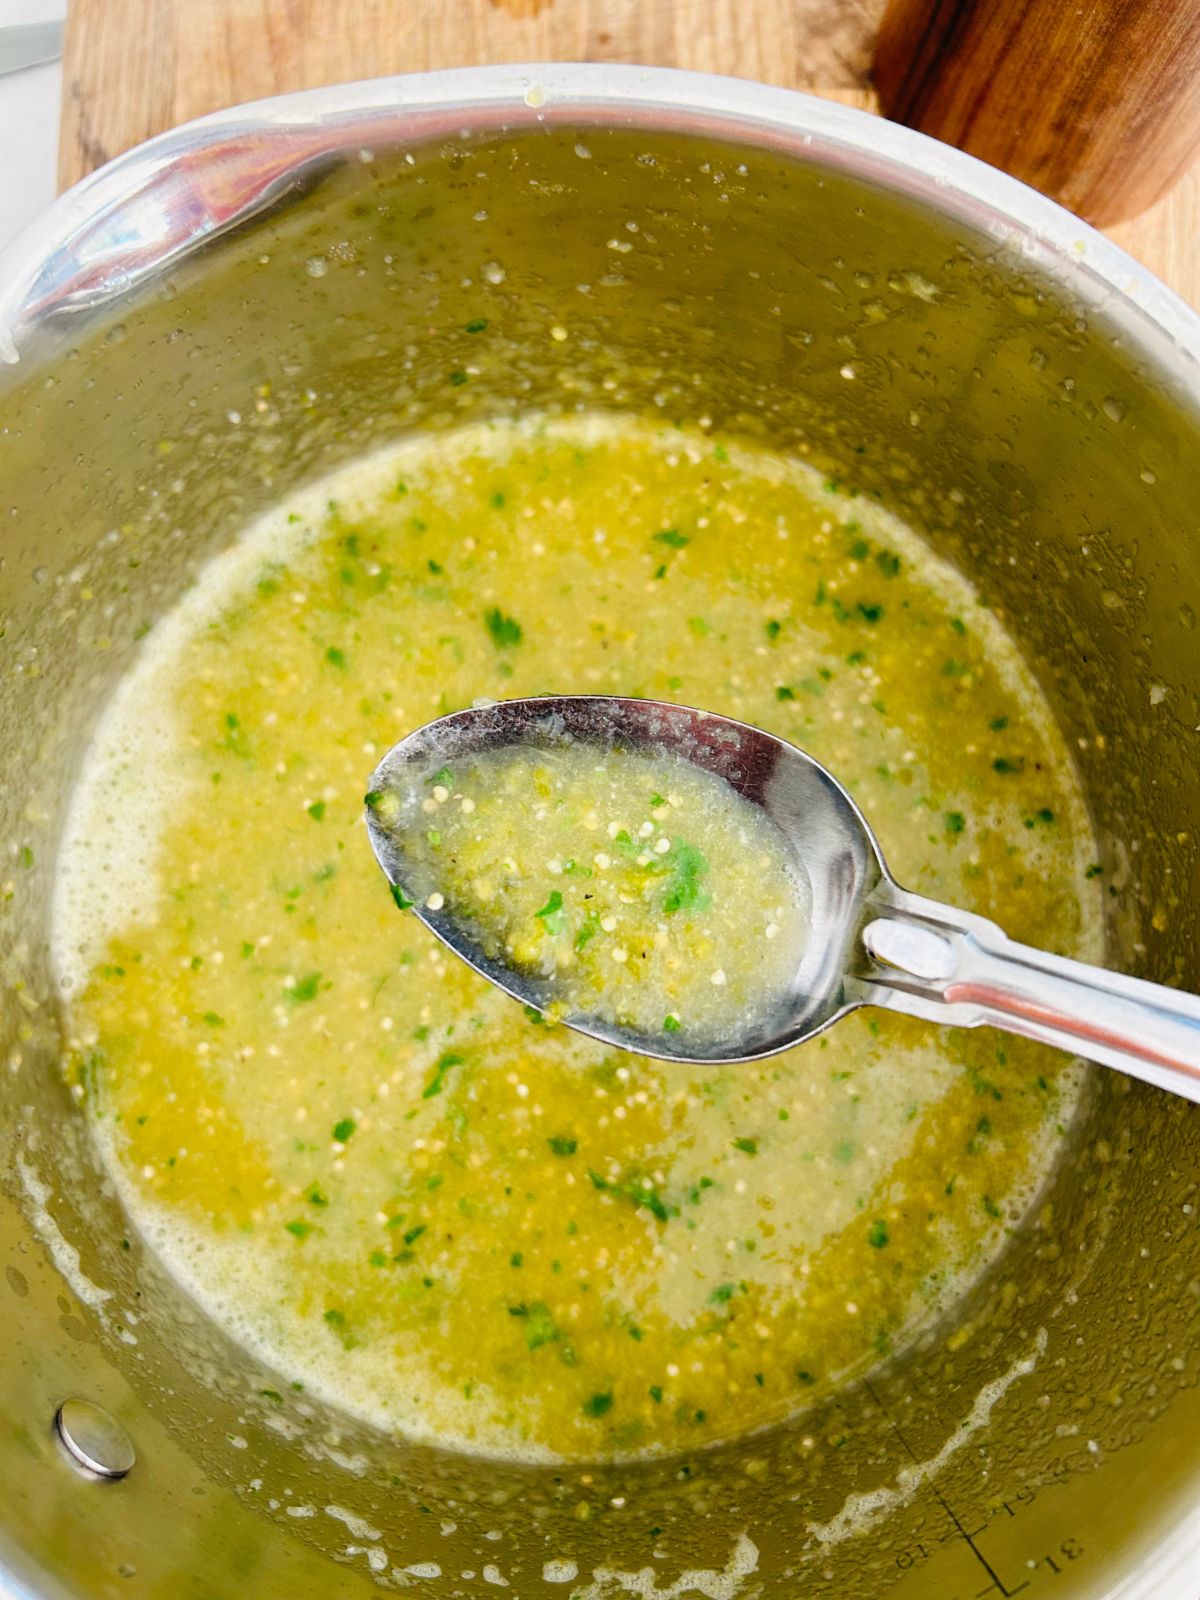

{"left": 858, "top": 886, "right": 1200, "bottom": 1102}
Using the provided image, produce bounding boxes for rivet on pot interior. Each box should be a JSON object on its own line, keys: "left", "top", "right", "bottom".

{"left": 55, "top": 1399, "right": 136, "bottom": 1480}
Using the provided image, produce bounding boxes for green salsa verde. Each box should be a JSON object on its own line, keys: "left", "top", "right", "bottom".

{"left": 371, "top": 740, "right": 811, "bottom": 1045}
{"left": 54, "top": 415, "right": 1100, "bottom": 1462}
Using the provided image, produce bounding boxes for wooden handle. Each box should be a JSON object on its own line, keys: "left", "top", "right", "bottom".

{"left": 874, "top": 0, "right": 1200, "bottom": 227}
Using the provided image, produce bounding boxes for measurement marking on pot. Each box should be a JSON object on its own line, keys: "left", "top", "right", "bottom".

{"left": 865, "top": 1379, "right": 1086, "bottom": 1597}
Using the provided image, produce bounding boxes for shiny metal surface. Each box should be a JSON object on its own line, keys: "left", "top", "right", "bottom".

{"left": 54, "top": 1400, "right": 136, "bottom": 1481}
{"left": 0, "top": 62, "right": 1198, "bottom": 1600}
{"left": 2, "top": 64, "right": 1197, "bottom": 369}
{"left": 368, "top": 696, "right": 1200, "bottom": 1097}
{"left": 366, "top": 695, "right": 879, "bottom": 1060}
{"left": 863, "top": 889, "right": 1200, "bottom": 1099}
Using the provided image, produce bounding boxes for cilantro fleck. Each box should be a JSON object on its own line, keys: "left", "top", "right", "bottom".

{"left": 662, "top": 843, "right": 710, "bottom": 914}
{"left": 286, "top": 973, "right": 321, "bottom": 1003}
{"left": 649, "top": 1384, "right": 664, "bottom": 1403}
{"left": 284, "top": 1220, "right": 313, "bottom": 1239}
{"left": 449, "top": 370, "right": 468, "bottom": 386}
{"left": 765, "top": 619, "right": 782, "bottom": 642}
{"left": 575, "top": 911, "right": 600, "bottom": 952}
{"left": 535, "top": 890, "right": 565, "bottom": 935}
{"left": 993, "top": 756, "right": 1025, "bottom": 774}
{"left": 548, "top": 1136, "right": 577, "bottom": 1157}
{"left": 587, "top": 1168, "right": 672, "bottom": 1222}
{"left": 732, "top": 1136, "right": 759, "bottom": 1156}
{"left": 306, "top": 800, "right": 326, "bottom": 821}
{"left": 423, "top": 1050, "right": 464, "bottom": 1099}
{"left": 403, "top": 1223, "right": 426, "bottom": 1246}
{"left": 945, "top": 811, "right": 966, "bottom": 834}
{"left": 390, "top": 883, "right": 414, "bottom": 911}
{"left": 484, "top": 607, "right": 523, "bottom": 649}
{"left": 465, "top": 318, "right": 488, "bottom": 333}
{"left": 583, "top": 1391, "right": 613, "bottom": 1418}
{"left": 868, "top": 1219, "right": 889, "bottom": 1248}
{"left": 522, "top": 1301, "right": 560, "bottom": 1350}
{"left": 989, "top": 715, "right": 1009, "bottom": 731}
{"left": 875, "top": 550, "right": 901, "bottom": 578}
{"left": 332, "top": 1118, "right": 355, "bottom": 1144}
{"left": 775, "top": 685, "right": 796, "bottom": 701}
{"left": 857, "top": 602, "right": 884, "bottom": 624}
{"left": 653, "top": 529, "right": 689, "bottom": 548}
{"left": 663, "top": 1014, "right": 681, "bottom": 1033}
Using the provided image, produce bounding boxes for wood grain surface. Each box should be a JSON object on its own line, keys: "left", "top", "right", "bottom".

{"left": 875, "top": 0, "right": 1200, "bottom": 227}
{"left": 59, "top": 0, "right": 1200, "bottom": 310}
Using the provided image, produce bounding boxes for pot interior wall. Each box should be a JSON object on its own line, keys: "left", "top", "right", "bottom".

{"left": 0, "top": 119, "right": 1197, "bottom": 1600}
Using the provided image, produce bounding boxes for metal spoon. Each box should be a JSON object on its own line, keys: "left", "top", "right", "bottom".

{"left": 365, "top": 695, "right": 1200, "bottom": 1101}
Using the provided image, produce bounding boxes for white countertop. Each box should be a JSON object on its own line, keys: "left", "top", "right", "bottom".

{"left": 0, "top": 0, "right": 65, "bottom": 251}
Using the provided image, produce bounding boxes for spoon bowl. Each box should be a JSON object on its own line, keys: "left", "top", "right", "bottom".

{"left": 366, "top": 695, "right": 881, "bottom": 1060}
{"left": 366, "top": 696, "right": 1200, "bottom": 1099}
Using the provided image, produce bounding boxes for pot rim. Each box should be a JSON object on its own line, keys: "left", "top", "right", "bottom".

{"left": 0, "top": 61, "right": 1198, "bottom": 386}
{"left": 0, "top": 60, "right": 1197, "bottom": 1600}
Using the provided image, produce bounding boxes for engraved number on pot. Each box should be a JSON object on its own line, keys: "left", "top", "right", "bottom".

{"left": 1038, "top": 1537, "right": 1084, "bottom": 1575}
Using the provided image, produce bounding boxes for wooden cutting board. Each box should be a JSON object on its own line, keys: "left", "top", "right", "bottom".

{"left": 59, "top": 0, "right": 1200, "bottom": 308}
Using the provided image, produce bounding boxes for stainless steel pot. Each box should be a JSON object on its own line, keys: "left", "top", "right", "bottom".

{"left": 0, "top": 63, "right": 1197, "bottom": 1600}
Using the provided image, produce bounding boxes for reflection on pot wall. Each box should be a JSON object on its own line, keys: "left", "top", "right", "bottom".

{"left": 0, "top": 83, "right": 1198, "bottom": 1600}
